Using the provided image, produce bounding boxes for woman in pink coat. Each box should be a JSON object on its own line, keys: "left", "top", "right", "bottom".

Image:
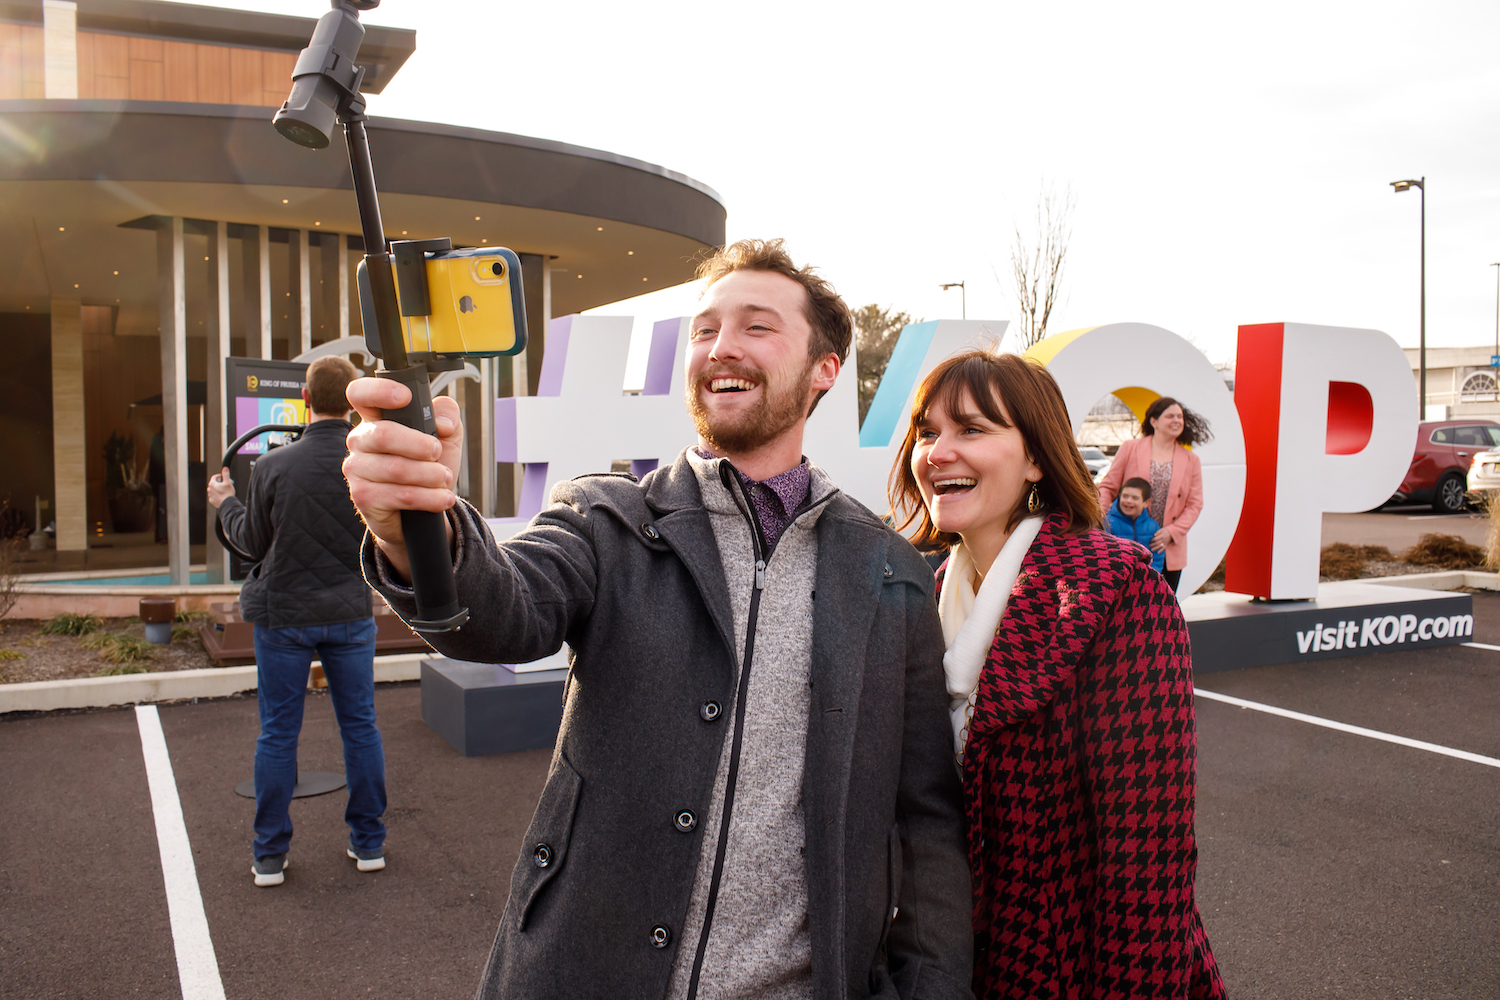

{"left": 1097, "top": 397, "right": 1210, "bottom": 593}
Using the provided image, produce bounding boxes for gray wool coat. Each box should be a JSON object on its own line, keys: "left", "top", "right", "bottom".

{"left": 366, "top": 449, "right": 973, "bottom": 1000}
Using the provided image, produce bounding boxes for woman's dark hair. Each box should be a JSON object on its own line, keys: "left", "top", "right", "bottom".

{"left": 1141, "top": 396, "right": 1213, "bottom": 447}
{"left": 890, "top": 351, "right": 1105, "bottom": 551}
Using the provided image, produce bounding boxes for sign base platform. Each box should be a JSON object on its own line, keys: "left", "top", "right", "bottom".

{"left": 1182, "top": 581, "right": 1474, "bottom": 674}
{"left": 421, "top": 658, "right": 567, "bottom": 757}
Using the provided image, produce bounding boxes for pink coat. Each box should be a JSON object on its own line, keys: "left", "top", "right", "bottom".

{"left": 1096, "top": 436, "right": 1203, "bottom": 573}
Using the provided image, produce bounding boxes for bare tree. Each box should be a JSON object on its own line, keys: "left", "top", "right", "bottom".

{"left": 1007, "top": 184, "right": 1075, "bottom": 351}
{"left": 853, "top": 304, "right": 917, "bottom": 425}
{"left": 0, "top": 540, "right": 22, "bottom": 621}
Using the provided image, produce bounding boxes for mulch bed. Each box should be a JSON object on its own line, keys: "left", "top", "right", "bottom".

{"left": 0, "top": 618, "right": 214, "bottom": 685}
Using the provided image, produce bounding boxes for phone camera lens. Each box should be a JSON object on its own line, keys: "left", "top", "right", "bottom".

{"left": 491, "top": 262, "right": 504, "bottom": 276}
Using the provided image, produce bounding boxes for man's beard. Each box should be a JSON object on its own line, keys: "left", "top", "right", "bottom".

{"left": 686, "top": 358, "right": 816, "bottom": 456}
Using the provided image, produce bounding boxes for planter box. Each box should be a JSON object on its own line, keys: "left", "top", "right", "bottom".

{"left": 198, "top": 601, "right": 433, "bottom": 665}
{"left": 107, "top": 493, "right": 154, "bottom": 534}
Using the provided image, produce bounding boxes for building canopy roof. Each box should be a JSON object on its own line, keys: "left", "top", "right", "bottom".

{"left": 0, "top": 101, "right": 726, "bottom": 330}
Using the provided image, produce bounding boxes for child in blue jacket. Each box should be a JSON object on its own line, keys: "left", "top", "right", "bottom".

{"left": 1106, "top": 476, "right": 1165, "bottom": 574}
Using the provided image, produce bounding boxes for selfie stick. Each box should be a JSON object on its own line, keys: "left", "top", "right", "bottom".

{"left": 273, "top": 0, "right": 468, "bottom": 633}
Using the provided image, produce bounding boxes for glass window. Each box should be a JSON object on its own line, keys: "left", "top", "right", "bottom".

{"left": 1430, "top": 427, "right": 1452, "bottom": 444}
{"left": 1453, "top": 426, "right": 1488, "bottom": 447}
{"left": 1483, "top": 426, "right": 1500, "bottom": 447}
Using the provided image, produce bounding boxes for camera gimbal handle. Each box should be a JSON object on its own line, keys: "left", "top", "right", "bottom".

{"left": 274, "top": 0, "right": 468, "bottom": 634}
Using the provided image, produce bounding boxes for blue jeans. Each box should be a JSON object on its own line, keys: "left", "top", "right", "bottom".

{"left": 252, "top": 618, "right": 386, "bottom": 859}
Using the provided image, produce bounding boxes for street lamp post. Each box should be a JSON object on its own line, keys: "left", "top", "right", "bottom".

{"left": 940, "top": 281, "right": 966, "bottom": 319}
{"left": 1391, "top": 177, "right": 1425, "bottom": 419}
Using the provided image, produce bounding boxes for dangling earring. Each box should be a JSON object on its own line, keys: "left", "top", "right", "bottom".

{"left": 1026, "top": 481, "right": 1042, "bottom": 513}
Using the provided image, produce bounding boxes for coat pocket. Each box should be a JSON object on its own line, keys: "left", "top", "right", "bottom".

{"left": 512, "top": 753, "right": 584, "bottom": 931}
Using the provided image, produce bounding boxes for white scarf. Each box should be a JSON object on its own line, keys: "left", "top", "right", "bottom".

{"left": 938, "top": 516, "right": 1044, "bottom": 758}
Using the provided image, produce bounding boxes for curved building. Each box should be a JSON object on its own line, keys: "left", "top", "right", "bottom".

{"left": 0, "top": 0, "right": 724, "bottom": 582}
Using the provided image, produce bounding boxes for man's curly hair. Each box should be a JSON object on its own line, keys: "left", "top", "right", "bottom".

{"left": 696, "top": 239, "right": 853, "bottom": 414}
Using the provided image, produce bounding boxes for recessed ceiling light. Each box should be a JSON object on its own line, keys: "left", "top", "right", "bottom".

{"left": 642, "top": 277, "right": 648, "bottom": 282}
{"left": 73, "top": 283, "right": 79, "bottom": 288}
{"left": 401, "top": 230, "right": 408, "bottom": 235}
{"left": 577, "top": 274, "right": 583, "bottom": 279}
{"left": 596, "top": 226, "right": 603, "bottom": 231}
{"left": 204, "top": 256, "right": 209, "bottom": 261}
{"left": 282, "top": 199, "right": 289, "bottom": 204}
{"left": 474, "top": 215, "right": 481, "bottom": 221}
{"left": 113, "top": 270, "right": 118, "bottom": 275}
{"left": 58, "top": 226, "right": 64, "bottom": 232}
{"left": 627, "top": 251, "right": 634, "bottom": 255}
{"left": 314, "top": 221, "right": 321, "bottom": 226}
{"left": 481, "top": 238, "right": 487, "bottom": 243}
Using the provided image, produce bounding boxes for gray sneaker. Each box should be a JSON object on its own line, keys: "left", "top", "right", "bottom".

{"left": 346, "top": 843, "right": 385, "bottom": 872}
{"left": 252, "top": 854, "right": 288, "bottom": 887}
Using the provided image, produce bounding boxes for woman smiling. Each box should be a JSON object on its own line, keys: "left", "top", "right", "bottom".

{"left": 890, "top": 351, "right": 1224, "bottom": 1000}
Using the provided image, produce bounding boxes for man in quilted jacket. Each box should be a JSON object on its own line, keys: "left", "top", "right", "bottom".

{"left": 209, "top": 355, "right": 388, "bottom": 888}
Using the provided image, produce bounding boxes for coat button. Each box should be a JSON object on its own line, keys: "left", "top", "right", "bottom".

{"left": 533, "top": 843, "right": 552, "bottom": 868}
{"left": 883, "top": 563, "right": 893, "bottom": 578}
{"left": 641, "top": 523, "right": 660, "bottom": 540}
{"left": 699, "top": 700, "right": 721, "bottom": 722}
{"left": 650, "top": 924, "right": 671, "bottom": 948}
{"left": 674, "top": 809, "right": 697, "bottom": 833}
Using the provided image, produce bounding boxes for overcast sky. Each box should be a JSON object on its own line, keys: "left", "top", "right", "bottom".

{"left": 205, "top": 0, "right": 1500, "bottom": 370}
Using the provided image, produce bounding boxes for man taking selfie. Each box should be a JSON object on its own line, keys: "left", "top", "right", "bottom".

{"left": 344, "top": 240, "right": 971, "bottom": 1000}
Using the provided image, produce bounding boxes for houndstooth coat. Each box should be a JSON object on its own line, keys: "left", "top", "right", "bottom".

{"left": 942, "top": 514, "right": 1226, "bottom": 999}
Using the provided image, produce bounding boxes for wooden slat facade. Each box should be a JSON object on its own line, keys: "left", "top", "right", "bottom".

{"left": 0, "top": 23, "right": 44, "bottom": 99}
{"left": 2, "top": 25, "right": 293, "bottom": 107}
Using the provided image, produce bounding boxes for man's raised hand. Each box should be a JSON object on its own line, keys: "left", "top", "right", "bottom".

{"left": 343, "top": 376, "right": 463, "bottom": 579}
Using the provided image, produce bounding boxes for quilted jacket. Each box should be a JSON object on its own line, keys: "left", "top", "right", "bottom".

{"left": 217, "top": 419, "right": 372, "bottom": 628}
{"left": 944, "top": 514, "right": 1225, "bottom": 999}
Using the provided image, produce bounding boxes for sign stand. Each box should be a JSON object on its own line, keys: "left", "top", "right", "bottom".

{"left": 234, "top": 772, "right": 347, "bottom": 799}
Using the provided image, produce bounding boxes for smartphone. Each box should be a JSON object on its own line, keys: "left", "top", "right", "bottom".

{"left": 358, "top": 246, "right": 528, "bottom": 358}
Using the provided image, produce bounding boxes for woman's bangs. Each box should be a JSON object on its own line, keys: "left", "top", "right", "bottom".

{"left": 912, "top": 354, "right": 1013, "bottom": 429}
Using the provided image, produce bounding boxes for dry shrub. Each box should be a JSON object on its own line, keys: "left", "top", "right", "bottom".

{"left": 1321, "top": 543, "right": 1367, "bottom": 580}
{"left": 1319, "top": 543, "right": 1395, "bottom": 580}
{"left": 81, "top": 630, "right": 156, "bottom": 664}
{"left": 40, "top": 612, "right": 101, "bottom": 636}
{"left": 1402, "top": 533, "right": 1485, "bottom": 570}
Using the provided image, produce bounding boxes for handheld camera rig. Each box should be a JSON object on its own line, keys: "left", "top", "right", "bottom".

{"left": 273, "top": 0, "right": 528, "bottom": 634}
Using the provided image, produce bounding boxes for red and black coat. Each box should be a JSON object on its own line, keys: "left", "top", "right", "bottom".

{"left": 942, "top": 514, "right": 1226, "bottom": 999}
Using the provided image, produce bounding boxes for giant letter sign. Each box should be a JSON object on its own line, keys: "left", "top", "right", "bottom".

{"left": 1223, "top": 323, "right": 1416, "bottom": 599}
{"left": 494, "top": 314, "right": 1414, "bottom": 605}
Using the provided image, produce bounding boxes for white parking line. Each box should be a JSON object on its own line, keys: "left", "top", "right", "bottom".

{"left": 1406, "top": 513, "right": 1479, "bottom": 520}
{"left": 1462, "top": 641, "right": 1500, "bottom": 652}
{"left": 135, "top": 705, "right": 226, "bottom": 1000}
{"left": 1194, "top": 688, "right": 1500, "bottom": 769}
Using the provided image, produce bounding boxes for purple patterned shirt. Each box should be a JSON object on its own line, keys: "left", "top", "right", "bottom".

{"left": 693, "top": 447, "right": 811, "bottom": 550}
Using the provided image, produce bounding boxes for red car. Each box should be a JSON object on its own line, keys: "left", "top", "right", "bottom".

{"left": 1391, "top": 419, "right": 1500, "bottom": 512}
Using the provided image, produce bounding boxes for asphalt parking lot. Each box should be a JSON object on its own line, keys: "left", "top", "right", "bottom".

{"left": 1322, "top": 507, "right": 1491, "bottom": 551}
{"left": 2, "top": 597, "right": 1498, "bottom": 999}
